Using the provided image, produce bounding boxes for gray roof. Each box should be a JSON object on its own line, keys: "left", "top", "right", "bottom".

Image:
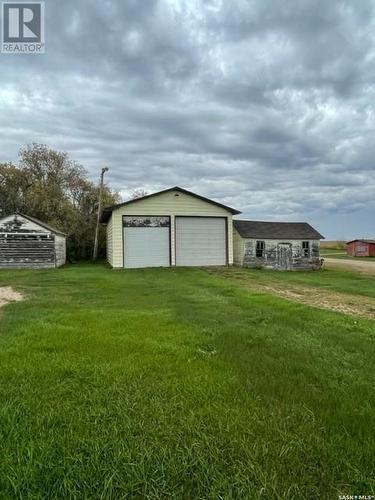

{"left": 101, "top": 186, "right": 241, "bottom": 222}
{"left": 233, "top": 220, "right": 324, "bottom": 240}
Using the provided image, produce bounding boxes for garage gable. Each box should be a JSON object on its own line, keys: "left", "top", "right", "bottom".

{"left": 102, "top": 186, "right": 240, "bottom": 222}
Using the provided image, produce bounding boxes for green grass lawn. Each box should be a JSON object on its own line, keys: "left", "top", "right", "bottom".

{"left": 0, "top": 264, "right": 374, "bottom": 499}
{"left": 320, "top": 249, "right": 347, "bottom": 256}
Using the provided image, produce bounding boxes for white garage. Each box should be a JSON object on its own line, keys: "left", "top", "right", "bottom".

{"left": 101, "top": 187, "right": 240, "bottom": 269}
{"left": 175, "top": 217, "right": 227, "bottom": 266}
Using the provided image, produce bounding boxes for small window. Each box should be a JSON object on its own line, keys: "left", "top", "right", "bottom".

{"left": 357, "top": 243, "right": 367, "bottom": 253}
{"left": 123, "top": 216, "right": 170, "bottom": 228}
{"left": 302, "top": 241, "right": 310, "bottom": 257}
{"left": 256, "top": 240, "right": 265, "bottom": 258}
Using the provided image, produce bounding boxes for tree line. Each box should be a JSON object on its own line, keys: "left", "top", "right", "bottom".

{"left": 0, "top": 144, "right": 120, "bottom": 261}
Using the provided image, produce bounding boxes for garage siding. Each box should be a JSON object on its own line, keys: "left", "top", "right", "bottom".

{"left": 107, "top": 190, "right": 234, "bottom": 268}
{"left": 106, "top": 216, "right": 113, "bottom": 266}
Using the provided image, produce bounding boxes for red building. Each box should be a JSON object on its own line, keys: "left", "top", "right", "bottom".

{"left": 346, "top": 240, "right": 375, "bottom": 257}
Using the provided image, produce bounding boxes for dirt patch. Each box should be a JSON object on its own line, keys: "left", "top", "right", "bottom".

{"left": 0, "top": 287, "right": 23, "bottom": 308}
{"left": 205, "top": 268, "right": 375, "bottom": 320}
{"left": 258, "top": 283, "right": 375, "bottom": 318}
{"left": 324, "top": 258, "right": 375, "bottom": 275}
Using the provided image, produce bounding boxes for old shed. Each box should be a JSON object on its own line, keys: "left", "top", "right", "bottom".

{"left": 0, "top": 214, "right": 66, "bottom": 269}
{"left": 233, "top": 220, "right": 324, "bottom": 270}
{"left": 347, "top": 240, "right": 375, "bottom": 257}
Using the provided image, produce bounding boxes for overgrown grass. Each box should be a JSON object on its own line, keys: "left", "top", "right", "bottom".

{"left": 0, "top": 264, "right": 374, "bottom": 499}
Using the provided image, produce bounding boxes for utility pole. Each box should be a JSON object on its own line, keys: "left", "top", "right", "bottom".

{"left": 93, "top": 166, "right": 109, "bottom": 261}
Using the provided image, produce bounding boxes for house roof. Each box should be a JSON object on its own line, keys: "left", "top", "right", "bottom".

{"left": 101, "top": 186, "right": 241, "bottom": 222}
{"left": 233, "top": 220, "right": 324, "bottom": 240}
{"left": 346, "top": 239, "right": 375, "bottom": 245}
{"left": 0, "top": 213, "right": 65, "bottom": 236}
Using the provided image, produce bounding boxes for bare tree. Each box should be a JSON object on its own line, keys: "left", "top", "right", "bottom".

{"left": 131, "top": 188, "right": 148, "bottom": 200}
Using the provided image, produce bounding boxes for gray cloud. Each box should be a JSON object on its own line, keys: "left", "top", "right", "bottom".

{"left": 0, "top": 0, "right": 374, "bottom": 238}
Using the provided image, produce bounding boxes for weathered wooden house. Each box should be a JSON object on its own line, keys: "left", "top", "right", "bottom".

{"left": 233, "top": 220, "right": 324, "bottom": 270}
{"left": 0, "top": 214, "right": 66, "bottom": 269}
{"left": 346, "top": 239, "right": 375, "bottom": 257}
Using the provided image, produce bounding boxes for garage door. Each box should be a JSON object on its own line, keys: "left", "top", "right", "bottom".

{"left": 123, "top": 216, "right": 170, "bottom": 268}
{"left": 175, "top": 217, "right": 227, "bottom": 266}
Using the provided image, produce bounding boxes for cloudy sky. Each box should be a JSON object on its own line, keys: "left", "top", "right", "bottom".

{"left": 1, "top": 0, "right": 375, "bottom": 238}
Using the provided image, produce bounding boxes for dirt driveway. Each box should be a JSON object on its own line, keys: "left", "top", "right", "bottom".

{"left": 0, "top": 287, "right": 23, "bottom": 309}
{"left": 324, "top": 258, "right": 375, "bottom": 275}
{"left": 205, "top": 268, "right": 375, "bottom": 320}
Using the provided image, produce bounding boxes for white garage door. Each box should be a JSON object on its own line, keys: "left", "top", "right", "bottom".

{"left": 175, "top": 217, "right": 227, "bottom": 266}
{"left": 123, "top": 216, "right": 170, "bottom": 268}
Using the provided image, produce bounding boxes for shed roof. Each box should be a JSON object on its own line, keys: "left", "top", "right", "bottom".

{"left": 233, "top": 220, "right": 324, "bottom": 240}
{"left": 346, "top": 239, "right": 375, "bottom": 245}
{"left": 0, "top": 213, "right": 65, "bottom": 236}
{"left": 101, "top": 186, "right": 241, "bottom": 223}
{"left": 22, "top": 214, "right": 65, "bottom": 236}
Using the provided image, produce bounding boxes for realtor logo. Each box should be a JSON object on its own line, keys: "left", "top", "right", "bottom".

{"left": 2, "top": 2, "right": 45, "bottom": 53}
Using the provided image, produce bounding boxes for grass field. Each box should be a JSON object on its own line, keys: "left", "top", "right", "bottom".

{"left": 320, "top": 249, "right": 347, "bottom": 256}
{"left": 320, "top": 241, "right": 346, "bottom": 250}
{"left": 0, "top": 264, "right": 374, "bottom": 498}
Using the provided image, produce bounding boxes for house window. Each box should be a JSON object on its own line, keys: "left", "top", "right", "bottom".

{"left": 357, "top": 243, "right": 367, "bottom": 253}
{"left": 256, "top": 240, "right": 265, "bottom": 257}
{"left": 302, "top": 241, "right": 310, "bottom": 257}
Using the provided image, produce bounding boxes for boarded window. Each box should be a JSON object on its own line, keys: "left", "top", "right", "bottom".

{"left": 123, "top": 216, "right": 170, "bottom": 228}
{"left": 256, "top": 240, "right": 265, "bottom": 257}
{"left": 302, "top": 241, "right": 310, "bottom": 257}
{"left": 356, "top": 243, "right": 367, "bottom": 253}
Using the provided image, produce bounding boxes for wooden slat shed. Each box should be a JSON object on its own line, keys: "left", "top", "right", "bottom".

{"left": 346, "top": 240, "right": 375, "bottom": 257}
{"left": 0, "top": 214, "right": 66, "bottom": 269}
